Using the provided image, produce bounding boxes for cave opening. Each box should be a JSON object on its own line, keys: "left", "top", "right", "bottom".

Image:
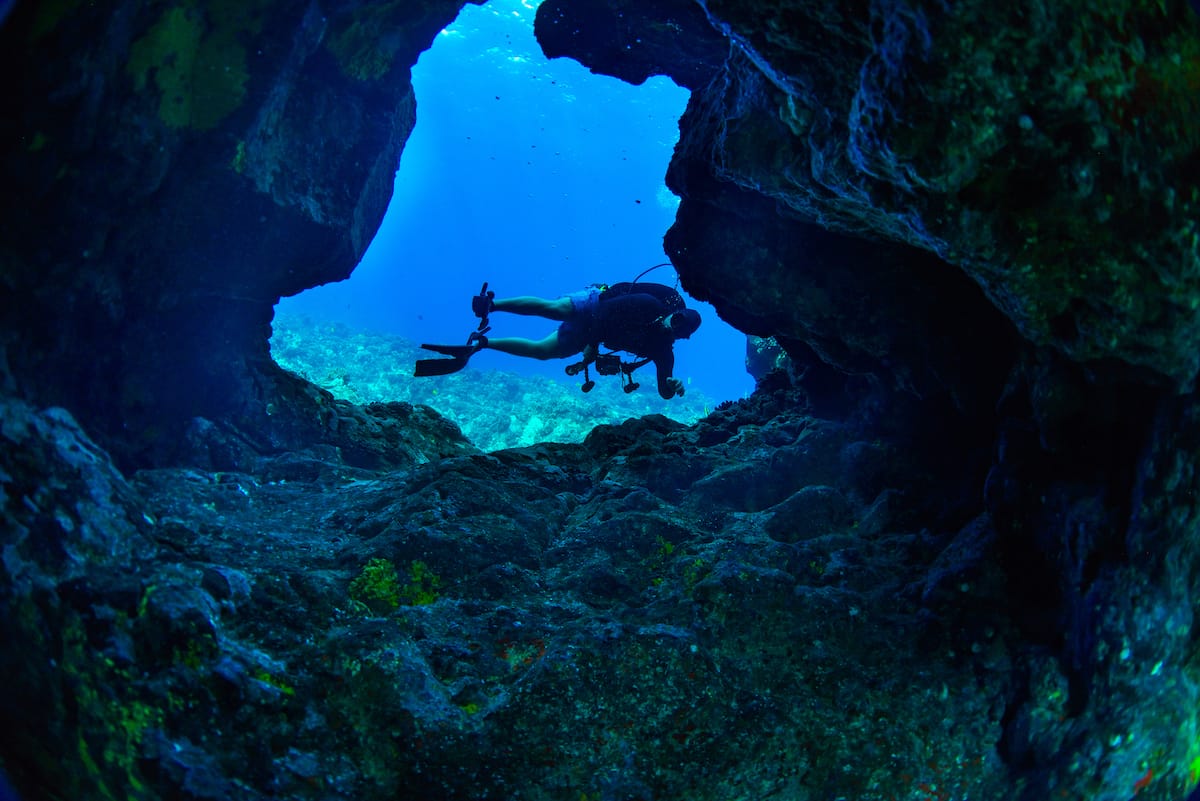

{"left": 271, "top": 0, "right": 753, "bottom": 450}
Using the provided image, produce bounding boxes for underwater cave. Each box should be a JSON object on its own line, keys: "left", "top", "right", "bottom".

{"left": 273, "top": 0, "right": 755, "bottom": 451}
{"left": 1, "top": 1, "right": 1199, "bottom": 800}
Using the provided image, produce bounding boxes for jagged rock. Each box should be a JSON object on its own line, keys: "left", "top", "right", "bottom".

{"left": 764, "top": 484, "right": 857, "bottom": 543}
{"left": 2, "top": 384, "right": 1022, "bottom": 800}
{"left": 659, "top": 1, "right": 1200, "bottom": 391}
{"left": 0, "top": 399, "right": 160, "bottom": 798}
{"left": 0, "top": 0, "right": 476, "bottom": 467}
{"left": 535, "top": 0, "right": 726, "bottom": 89}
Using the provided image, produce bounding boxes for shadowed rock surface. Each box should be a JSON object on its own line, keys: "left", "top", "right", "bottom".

{"left": 2, "top": 385, "right": 1008, "bottom": 800}
{"left": 2, "top": 1, "right": 1199, "bottom": 800}
{"left": 0, "top": 0, "right": 478, "bottom": 468}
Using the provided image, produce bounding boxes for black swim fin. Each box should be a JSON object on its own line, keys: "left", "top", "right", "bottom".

{"left": 413, "top": 329, "right": 488, "bottom": 377}
{"left": 419, "top": 343, "right": 480, "bottom": 358}
{"left": 414, "top": 354, "right": 471, "bottom": 377}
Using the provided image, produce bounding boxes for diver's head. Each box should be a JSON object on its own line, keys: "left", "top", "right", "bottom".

{"left": 668, "top": 309, "right": 702, "bottom": 340}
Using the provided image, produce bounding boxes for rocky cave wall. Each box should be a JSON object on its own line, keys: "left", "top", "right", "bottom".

{"left": 0, "top": 0, "right": 481, "bottom": 469}
{"left": 2, "top": 0, "right": 1194, "bottom": 466}
{"left": 541, "top": 0, "right": 1200, "bottom": 392}
{"left": 539, "top": 1, "right": 1200, "bottom": 797}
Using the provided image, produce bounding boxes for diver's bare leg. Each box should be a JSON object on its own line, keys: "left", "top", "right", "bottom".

{"left": 484, "top": 331, "right": 565, "bottom": 360}
{"left": 492, "top": 296, "right": 573, "bottom": 321}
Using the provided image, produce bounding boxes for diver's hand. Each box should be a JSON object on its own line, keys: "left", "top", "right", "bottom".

{"left": 666, "top": 377, "right": 685, "bottom": 397}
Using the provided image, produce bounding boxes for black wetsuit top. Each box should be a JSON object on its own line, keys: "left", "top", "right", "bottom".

{"left": 595, "top": 282, "right": 684, "bottom": 398}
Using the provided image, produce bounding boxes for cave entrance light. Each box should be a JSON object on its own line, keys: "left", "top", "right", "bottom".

{"left": 273, "top": 0, "right": 753, "bottom": 431}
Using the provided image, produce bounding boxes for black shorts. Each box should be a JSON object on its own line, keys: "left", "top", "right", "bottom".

{"left": 554, "top": 287, "right": 601, "bottom": 356}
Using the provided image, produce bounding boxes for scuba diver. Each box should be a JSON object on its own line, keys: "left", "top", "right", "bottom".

{"left": 415, "top": 269, "right": 701, "bottom": 399}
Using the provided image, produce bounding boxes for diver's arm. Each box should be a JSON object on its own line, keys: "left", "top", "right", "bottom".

{"left": 655, "top": 351, "right": 684, "bottom": 399}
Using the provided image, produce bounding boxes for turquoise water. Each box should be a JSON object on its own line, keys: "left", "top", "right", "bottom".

{"left": 277, "top": 0, "right": 754, "bottom": 406}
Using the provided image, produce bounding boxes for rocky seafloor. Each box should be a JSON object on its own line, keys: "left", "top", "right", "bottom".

{"left": 4, "top": 362, "right": 1195, "bottom": 800}
{"left": 0, "top": 377, "right": 1005, "bottom": 801}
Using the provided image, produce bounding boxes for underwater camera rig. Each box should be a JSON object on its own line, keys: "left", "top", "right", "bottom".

{"left": 565, "top": 352, "right": 651, "bottom": 394}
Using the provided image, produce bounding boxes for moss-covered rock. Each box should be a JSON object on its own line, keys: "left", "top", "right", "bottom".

{"left": 125, "top": 0, "right": 270, "bottom": 130}
{"left": 0, "top": 0, "right": 464, "bottom": 469}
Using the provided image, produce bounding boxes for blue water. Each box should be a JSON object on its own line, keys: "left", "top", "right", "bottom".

{"left": 279, "top": 0, "right": 753, "bottom": 403}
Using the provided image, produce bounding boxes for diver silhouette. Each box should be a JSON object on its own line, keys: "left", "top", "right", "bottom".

{"left": 415, "top": 277, "right": 701, "bottom": 399}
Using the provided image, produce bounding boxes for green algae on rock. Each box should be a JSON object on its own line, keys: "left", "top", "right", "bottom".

{"left": 126, "top": 0, "right": 269, "bottom": 130}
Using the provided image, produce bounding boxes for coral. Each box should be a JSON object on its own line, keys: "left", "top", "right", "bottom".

{"left": 62, "top": 615, "right": 164, "bottom": 800}
{"left": 746, "top": 335, "right": 788, "bottom": 381}
{"left": 253, "top": 668, "right": 296, "bottom": 697}
{"left": 349, "top": 558, "right": 402, "bottom": 613}
{"left": 349, "top": 558, "right": 439, "bottom": 610}
{"left": 269, "top": 313, "right": 717, "bottom": 451}
{"left": 399, "top": 559, "right": 441, "bottom": 606}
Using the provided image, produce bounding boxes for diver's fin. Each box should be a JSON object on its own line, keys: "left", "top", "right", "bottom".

{"left": 414, "top": 356, "right": 470, "bottom": 377}
{"left": 419, "top": 343, "right": 480, "bottom": 359}
{"left": 413, "top": 327, "right": 489, "bottom": 378}
{"left": 413, "top": 329, "right": 488, "bottom": 377}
